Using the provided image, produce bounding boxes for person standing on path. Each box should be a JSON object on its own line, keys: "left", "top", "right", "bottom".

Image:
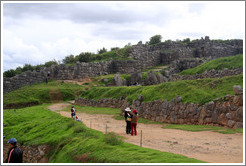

{"left": 71, "top": 106, "right": 76, "bottom": 119}
{"left": 124, "top": 107, "right": 132, "bottom": 134}
{"left": 5, "top": 138, "right": 23, "bottom": 163}
{"left": 131, "top": 109, "right": 139, "bottom": 136}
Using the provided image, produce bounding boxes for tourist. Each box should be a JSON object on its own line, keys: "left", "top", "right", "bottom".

{"left": 5, "top": 138, "right": 23, "bottom": 163}
{"left": 47, "top": 71, "right": 50, "bottom": 77}
{"left": 124, "top": 107, "right": 132, "bottom": 134}
{"left": 71, "top": 106, "right": 76, "bottom": 119}
{"left": 131, "top": 109, "right": 139, "bottom": 136}
{"left": 75, "top": 115, "right": 81, "bottom": 122}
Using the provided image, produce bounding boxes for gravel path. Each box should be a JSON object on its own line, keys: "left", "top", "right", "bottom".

{"left": 47, "top": 103, "right": 243, "bottom": 163}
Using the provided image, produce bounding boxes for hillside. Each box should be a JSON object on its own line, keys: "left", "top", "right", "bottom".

{"left": 179, "top": 54, "right": 243, "bottom": 75}
{"left": 79, "top": 75, "right": 243, "bottom": 104}
{"left": 3, "top": 105, "right": 204, "bottom": 163}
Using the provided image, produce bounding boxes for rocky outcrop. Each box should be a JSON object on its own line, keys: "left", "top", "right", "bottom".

{"left": 75, "top": 86, "right": 243, "bottom": 128}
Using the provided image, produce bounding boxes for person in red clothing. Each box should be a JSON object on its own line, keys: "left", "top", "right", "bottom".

{"left": 131, "top": 109, "right": 139, "bottom": 136}
{"left": 71, "top": 106, "right": 76, "bottom": 119}
{"left": 5, "top": 138, "right": 23, "bottom": 163}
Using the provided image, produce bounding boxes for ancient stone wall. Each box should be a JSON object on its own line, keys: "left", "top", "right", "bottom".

{"left": 3, "top": 37, "right": 243, "bottom": 94}
{"left": 3, "top": 70, "right": 47, "bottom": 94}
{"left": 74, "top": 86, "right": 243, "bottom": 128}
{"left": 169, "top": 67, "right": 243, "bottom": 82}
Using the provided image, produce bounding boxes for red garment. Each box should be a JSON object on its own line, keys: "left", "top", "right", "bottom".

{"left": 131, "top": 123, "right": 137, "bottom": 135}
{"left": 71, "top": 108, "right": 74, "bottom": 113}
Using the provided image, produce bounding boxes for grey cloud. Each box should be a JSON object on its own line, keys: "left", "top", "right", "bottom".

{"left": 3, "top": 3, "right": 169, "bottom": 25}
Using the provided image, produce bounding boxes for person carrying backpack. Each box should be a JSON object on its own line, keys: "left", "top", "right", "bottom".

{"left": 124, "top": 107, "right": 132, "bottom": 134}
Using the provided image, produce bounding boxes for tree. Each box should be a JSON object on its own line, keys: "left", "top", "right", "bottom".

{"left": 97, "top": 47, "right": 107, "bottom": 54}
{"left": 62, "top": 54, "right": 76, "bottom": 64}
{"left": 78, "top": 52, "right": 93, "bottom": 62}
{"left": 3, "top": 69, "right": 16, "bottom": 78}
{"left": 44, "top": 60, "right": 58, "bottom": 67}
{"left": 149, "top": 35, "right": 162, "bottom": 45}
{"left": 22, "top": 64, "right": 34, "bottom": 72}
{"left": 111, "top": 47, "right": 119, "bottom": 51}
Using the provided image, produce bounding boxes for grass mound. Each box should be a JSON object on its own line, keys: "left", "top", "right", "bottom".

{"left": 3, "top": 80, "right": 84, "bottom": 108}
{"left": 179, "top": 54, "right": 243, "bottom": 75}
{"left": 3, "top": 105, "right": 204, "bottom": 163}
{"left": 80, "top": 75, "right": 243, "bottom": 104}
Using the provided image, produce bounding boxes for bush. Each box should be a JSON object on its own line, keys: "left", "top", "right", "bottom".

{"left": 149, "top": 35, "right": 162, "bottom": 45}
{"left": 105, "top": 132, "right": 123, "bottom": 145}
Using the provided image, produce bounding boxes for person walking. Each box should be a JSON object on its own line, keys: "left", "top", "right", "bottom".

{"left": 71, "top": 106, "right": 76, "bottom": 119}
{"left": 5, "top": 138, "right": 23, "bottom": 163}
{"left": 124, "top": 107, "right": 132, "bottom": 134}
{"left": 131, "top": 109, "right": 139, "bottom": 136}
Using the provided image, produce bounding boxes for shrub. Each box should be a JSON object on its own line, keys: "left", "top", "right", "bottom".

{"left": 149, "top": 35, "right": 162, "bottom": 45}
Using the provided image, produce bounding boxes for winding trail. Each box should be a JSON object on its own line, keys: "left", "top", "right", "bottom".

{"left": 47, "top": 102, "right": 243, "bottom": 163}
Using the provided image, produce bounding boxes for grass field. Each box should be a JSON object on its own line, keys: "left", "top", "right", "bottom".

{"left": 3, "top": 105, "right": 204, "bottom": 163}
{"left": 3, "top": 80, "right": 84, "bottom": 108}
{"left": 179, "top": 54, "right": 243, "bottom": 75}
{"left": 80, "top": 75, "right": 243, "bottom": 104}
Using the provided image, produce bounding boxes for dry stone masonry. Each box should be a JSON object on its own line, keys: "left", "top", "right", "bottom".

{"left": 75, "top": 86, "right": 243, "bottom": 128}
{"left": 3, "top": 36, "right": 243, "bottom": 94}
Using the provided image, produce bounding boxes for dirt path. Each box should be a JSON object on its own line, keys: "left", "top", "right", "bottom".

{"left": 47, "top": 103, "right": 243, "bottom": 163}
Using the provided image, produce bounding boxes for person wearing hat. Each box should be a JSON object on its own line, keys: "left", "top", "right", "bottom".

{"left": 71, "top": 106, "right": 76, "bottom": 119}
{"left": 124, "top": 107, "right": 132, "bottom": 134}
{"left": 5, "top": 138, "right": 23, "bottom": 163}
{"left": 131, "top": 109, "right": 139, "bottom": 136}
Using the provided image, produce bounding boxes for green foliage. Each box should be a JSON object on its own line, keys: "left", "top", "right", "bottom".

{"left": 182, "top": 38, "right": 190, "bottom": 43}
{"left": 80, "top": 75, "right": 243, "bottom": 104}
{"left": 3, "top": 105, "right": 204, "bottom": 163}
{"left": 97, "top": 47, "right": 107, "bottom": 54}
{"left": 105, "top": 132, "right": 123, "bottom": 145}
{"left": 3, "top": 69, "right": 17, "bottom": 78}
{"left": 22, "top": 64, "right": 34, "bottom": 72}
{"left": 62, "top": 54, "right": 76, "bottom": 64}
{"left": 44, "top": 60, "right": 59, "bottom": 67}
{"left": 179, "top": 54, "right": 243, "bottom": 75}
{"left": 78, "top": 52, "right": 94, "bottom": 62}
{"left": 149, "top": 34, "right": 162, "bottom": 45}
{"left": 162, "top": 124, "right": 243, "bottom": 134}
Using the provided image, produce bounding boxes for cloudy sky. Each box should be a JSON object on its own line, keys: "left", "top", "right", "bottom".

{"left": 2, "top": 1, "right": 245, "bottom": 71}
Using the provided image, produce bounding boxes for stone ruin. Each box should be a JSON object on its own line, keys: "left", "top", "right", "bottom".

{"left": 3, "top": 36, "right": 243, "bottom": 94}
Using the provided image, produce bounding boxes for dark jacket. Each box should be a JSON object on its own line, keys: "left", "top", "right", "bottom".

{"left": 124, "top": 112, "right": 132, "bottom": 121}
{"left": 5, "top": 146, "right": 23, "bottom": 163}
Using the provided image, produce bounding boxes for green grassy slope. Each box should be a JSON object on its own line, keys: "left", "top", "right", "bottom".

{"left": 179, "top": 54, "right": 243, "bottom": 75}
{"left": 3, "top": 80, "right": 84, "bottom": 108}
{"left": 3, "top": 105, "right": 204, "bottom": 163}
{"left": 80, "top": 75, "right": 243, "bottom": 104}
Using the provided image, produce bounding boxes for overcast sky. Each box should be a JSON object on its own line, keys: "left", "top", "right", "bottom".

{"left": 2, "top": 1, "right": 245, "bottom": 71}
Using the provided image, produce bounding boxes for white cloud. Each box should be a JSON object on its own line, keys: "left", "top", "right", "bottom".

{"left": 2, "top": 1, "right": 245, "bottom": 71}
